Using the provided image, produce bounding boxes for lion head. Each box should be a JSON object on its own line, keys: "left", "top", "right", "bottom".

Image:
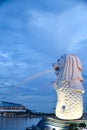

{"left": 53, "top": 54, "right": 84, "bottom": 93}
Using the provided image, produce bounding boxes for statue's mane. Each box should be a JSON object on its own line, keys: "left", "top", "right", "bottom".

{"left": 57, "top": 54, "right": 83, "bottom": 82}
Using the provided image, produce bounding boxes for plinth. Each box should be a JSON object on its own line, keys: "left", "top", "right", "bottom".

{"left": 36, "top": 117, "right": 87, "bottom": 130}
{"left": 26, "top": 116, "right": 87, "bottom": 130}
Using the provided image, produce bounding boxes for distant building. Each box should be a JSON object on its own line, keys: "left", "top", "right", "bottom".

{"left": 0, "top": 101, "right": 26, "bottom": 112}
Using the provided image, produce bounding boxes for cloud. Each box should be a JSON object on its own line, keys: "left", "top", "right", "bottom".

{"left": 27, "top": 3, "right": 87, "bottom": 57}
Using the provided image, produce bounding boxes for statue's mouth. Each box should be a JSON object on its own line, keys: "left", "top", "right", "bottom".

{"left": 52, "top": 63, "right": 59, "bottom": 70}
{"left": 55, "top": 67, "right": 59, "bottom": 71}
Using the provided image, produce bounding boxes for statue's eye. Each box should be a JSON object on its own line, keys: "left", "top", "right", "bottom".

{"left": 61, "top": 55, "right": 64, "bottom": 58}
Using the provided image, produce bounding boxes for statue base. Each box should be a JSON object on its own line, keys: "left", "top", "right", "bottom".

{"left": 26, "top": 115, "right": 87, "bottom": 130}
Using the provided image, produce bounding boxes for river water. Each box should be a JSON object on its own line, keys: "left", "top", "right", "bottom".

{"left": 0, "top": 117, "right": 41, "bottom": 130}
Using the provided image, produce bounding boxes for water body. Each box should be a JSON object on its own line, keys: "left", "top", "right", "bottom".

{"left": 0, "top": 117, "right": 41, "bottom": 130}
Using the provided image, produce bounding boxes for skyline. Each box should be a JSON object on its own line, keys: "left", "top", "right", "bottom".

{"left": 0, "top": 0, "right": 87, "bottom": 113}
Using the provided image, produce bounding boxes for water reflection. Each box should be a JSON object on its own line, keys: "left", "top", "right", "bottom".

{"left": 0, "top": 117, "right": 41, "bottom": 130}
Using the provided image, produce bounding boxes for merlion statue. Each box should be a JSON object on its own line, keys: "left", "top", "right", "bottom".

{"left": 52, "top": 54, "right": 85, "bottom": 120}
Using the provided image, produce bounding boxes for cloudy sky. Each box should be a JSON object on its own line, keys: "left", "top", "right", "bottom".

{"left": 0, "top": 0, "right": 87, "bottom": 113}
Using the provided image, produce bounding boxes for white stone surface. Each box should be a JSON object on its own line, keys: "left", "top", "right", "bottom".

{"left": 52, "top": 54, "right": 84, "bottom": 120}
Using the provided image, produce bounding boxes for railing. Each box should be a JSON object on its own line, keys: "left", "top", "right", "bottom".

{"left": 0, "top": 106, "right": 26, "bottom": 112}
{"left": 0, "top": 109, "right": 26, "bottom": 112}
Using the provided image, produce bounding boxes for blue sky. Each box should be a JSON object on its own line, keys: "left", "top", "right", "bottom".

{"left": 0, "top": 0, "right": 87, "bottom": 113}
